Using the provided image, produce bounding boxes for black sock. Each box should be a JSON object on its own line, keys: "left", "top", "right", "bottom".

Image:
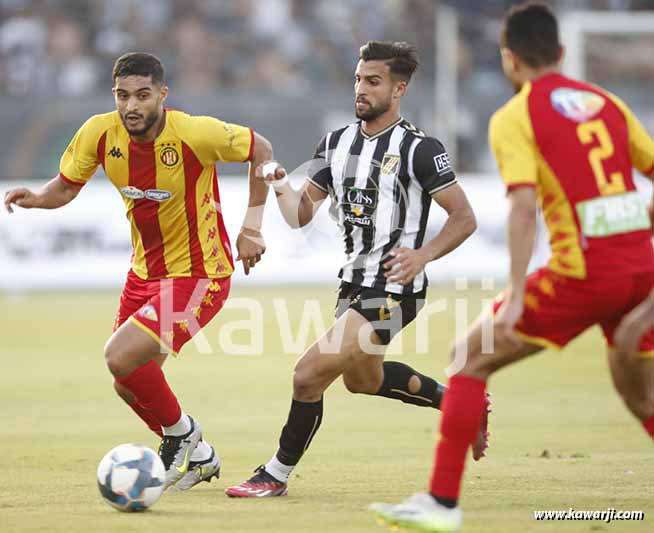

{"left": 375, "top": 361, "right": 446, "bottom": 410}
{"left": 275, "top": 397, "right": 324, "bottom": 466}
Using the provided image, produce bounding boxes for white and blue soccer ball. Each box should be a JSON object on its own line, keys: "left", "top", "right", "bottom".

{"left": 97, "top": 444, "right": 165, "bottom": 512}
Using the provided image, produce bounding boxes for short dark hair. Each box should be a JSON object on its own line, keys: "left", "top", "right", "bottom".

{"left": 359, "top": 41, "right": 419, "bottom": 82}
{"left": 501, "top": 2, "right": 561, "bottom": 68}
{"left": 112, "top": 52, "right": 165, "bottom": 85}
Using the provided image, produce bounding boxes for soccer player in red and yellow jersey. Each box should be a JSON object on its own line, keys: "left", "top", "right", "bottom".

{"left": 370, "top": 3, "right": 654, "bottom": 531}
{"left": 4, "top": 52, "right": 275, "bottom": 491}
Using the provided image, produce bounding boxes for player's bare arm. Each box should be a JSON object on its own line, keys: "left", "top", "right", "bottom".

{"left": 4, "top": 174, "right": 82, "bottom": 213}
{"left": 494, "top": 185, "right": 538, "bottom": 349}
{"left": 237, "top": 131, "right": 273, "bottom": 275}
{"left": 383, "top": 183, "right": 476, "bottom": 286}
{"left": 257, "top": 163, "right": 328, "bottom": 228}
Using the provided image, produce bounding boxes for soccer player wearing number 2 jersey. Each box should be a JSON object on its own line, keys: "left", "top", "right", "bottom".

{"left": 4, "top": 53, "right": 275, "bottom": 492}
{"left": 370, "top": 3, "right": 654, "bottom": 531}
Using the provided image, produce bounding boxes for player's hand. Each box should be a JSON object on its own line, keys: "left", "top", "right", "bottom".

{"left": 236, "top": 227, "right": 266, "bottom": 275}
{"left": 614, "top": 290, "right": 654, "bottom": 356}
{"left": 494, "top": 291, "right": 524, "bottom": 350}
{"left": 256, "top": 161, "right": 287, "bottom": 185}
{"left": 4, "top": 187, "right": 39, "bottom": 213}
{"left": 383, "top": 247, "right": 428, "bottom": 286}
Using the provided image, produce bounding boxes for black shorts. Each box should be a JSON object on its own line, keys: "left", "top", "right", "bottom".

{"left": 334, "top": 281, "right": 426, "bottom": 345}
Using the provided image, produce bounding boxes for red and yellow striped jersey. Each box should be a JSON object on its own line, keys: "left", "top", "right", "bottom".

{"left": 59, "top": 110, "right": 253, "bottom": 280}
{"left": 489, "top": 73, "right": 654, "bottom": 279}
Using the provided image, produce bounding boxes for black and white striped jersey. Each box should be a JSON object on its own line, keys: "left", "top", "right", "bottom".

{"left": 308, "top": 118, "right": 457, "bottom": 294}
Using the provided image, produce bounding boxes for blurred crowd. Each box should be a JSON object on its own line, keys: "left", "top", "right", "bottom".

{"left": 0, "top": 0, "right": 651, "bottom": 175}
{"left": 0, "top": 0, "right": 442, "bottom": 96}
{"left": 2, "top": 0, "right": 651, "bottom": 97}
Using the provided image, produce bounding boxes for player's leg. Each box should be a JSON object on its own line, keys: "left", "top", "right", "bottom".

{"left": 428, "top": 315, "right": 541, "bottom": 505}
{"left": 608, "top": 349, "right": 654, "bottom": 439}
{"left": 225, "top": 308, "right": 374, "bottom": 497}
{"left": 106, "top": 276, "right": 229, "bottom": 490}
{"left": 340, "top": 285, "right": 493, "bottom": 461}
{"left": 104, "top": 320, "right": 202, "bottom": 489}
{"left": 342, "top": 355, "right": 446, "bottom": 408}
{"left": 604, "top": 280, "right": 654, "bottom": 441}
{"left": 370, "top": 268, "right": 604, "bottom": 530}
{"left": 340, "top": 287, "right": 445, "bottom": 409}
{"left": 370, "top": 314, "right": 541, "bottom": 530}
{"left": 110, "top": 272, "right": 169, "bottom": 438}
{"left": 113, "top": 354, "right": 167, "bottom": 437}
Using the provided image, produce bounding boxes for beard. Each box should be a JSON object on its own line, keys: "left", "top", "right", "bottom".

{"left": 355, "top": 98, "right": 391, "bottom": 121}
{"left": 121, "top": 109, "right": 160, "bottom": 136}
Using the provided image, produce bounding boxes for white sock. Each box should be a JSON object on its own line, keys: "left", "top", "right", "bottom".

{"left": 162, "top": 412, "right": 192, "bottom": 436}
{"left": 190, "top": 440, "right": 213, "bottom": 462}
{"left": 265, "top": 453, "right": 294, "bottom": 483}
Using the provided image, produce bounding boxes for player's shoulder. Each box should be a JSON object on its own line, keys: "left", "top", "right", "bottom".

{"left": 325, "top": 122, "right": 357, "bottom": 139}
{"left": 166, "top": 108, "right": 198, "bottom": 131}
{"left": 80, "top": 110, "right": 120, "bottom": 135}
{"left": 398, "top": 120, "right": 448, "bottom": 154}
{"left": 489, "top": 84, "right": 534, "bottom": 143}
{"left": 582, "top": 82, "right": 632, "bottom": 117}
{"left": 491, "top": 85, "right": 531, "bottom": 127}
{"left": 399, "top": 119, "right": 428, "bottom": 140}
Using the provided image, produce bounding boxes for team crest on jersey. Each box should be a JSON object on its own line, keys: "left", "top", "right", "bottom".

{"left": 380, "top": 154, "right": 401, "bottom": 177}
{"left": 341, "top": 186, "right": 378, "bottom": 227}
{"left": 160, "top": 145, "right": 179, "bottom": 167}
{"left": 551, "top": 88, "right": 605, "bottom": 122}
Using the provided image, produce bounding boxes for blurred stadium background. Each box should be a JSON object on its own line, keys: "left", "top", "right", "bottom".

{"left": 0, "top": 0, "right": 653, "bottom": 289}
{"left": 1, "top": 0, "right": 653, "bottom": 290}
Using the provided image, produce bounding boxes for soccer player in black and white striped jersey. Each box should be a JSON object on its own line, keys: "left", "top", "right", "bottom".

{"left": 226, "top": 41, "right": 485, "bottom": 498}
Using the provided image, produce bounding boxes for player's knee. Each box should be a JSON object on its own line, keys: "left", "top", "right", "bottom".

{"left": 448, "top": 345, "right": 492, "bottom": 379}
{"left": 342, "top": 363, "right": 382, "bottom": 394}
{"left": 342, "top": 374, "right": 380, "bottom": 394}
{"left": 615, "top": 383, "right": 654, "bottom": 420}
{"left": 104, "top": 339, "right": 130, "bottom": 378}
{"left": 292, "top": 367, "right": 318, "bottom": 399}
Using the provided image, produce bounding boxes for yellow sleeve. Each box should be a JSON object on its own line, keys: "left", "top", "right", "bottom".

{"left": 605, "top": 93, "right": 654, "bottom": 175}
{"left": 186, "top": 116, "right": 253, "bottom": 166}
{"left": 488, "top": 95, "right": 539, "bottom": 190}
{"left": 59, "top": 115, "right": 107, "bottom": 186}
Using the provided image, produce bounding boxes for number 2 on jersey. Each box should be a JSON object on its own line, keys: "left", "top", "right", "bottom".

{"left": 576, "top": 119, "right": 625, "bottom": 196}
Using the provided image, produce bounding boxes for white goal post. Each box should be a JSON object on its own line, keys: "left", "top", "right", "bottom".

{"left": 560, "top": 11, "right": 654, "bottom": 81}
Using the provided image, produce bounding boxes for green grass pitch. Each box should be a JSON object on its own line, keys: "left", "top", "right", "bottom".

{"left": 0, "top": 285, "right": 652, "bottom": 532}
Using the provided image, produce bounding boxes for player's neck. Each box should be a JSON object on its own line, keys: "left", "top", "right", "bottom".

{"left": 130, "top": 110, "right": 167, "bottom": 143}
{"left": 361, "top": 110, "right": 401, "bottom": 138}
{"left": 523, "top": 65, "right": 560, "bottom": 83}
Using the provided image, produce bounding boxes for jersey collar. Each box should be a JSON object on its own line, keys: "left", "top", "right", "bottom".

{"left": 359, "top": 117, "right": 403, "bottom": 141}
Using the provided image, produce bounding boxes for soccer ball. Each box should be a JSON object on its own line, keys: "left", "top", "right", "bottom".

{"left": 96, "top": 444, "right": 165, "bottom": 512}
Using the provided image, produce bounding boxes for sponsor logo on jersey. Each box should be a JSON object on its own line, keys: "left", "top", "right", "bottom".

{"left": 119, "top": 186, "right": 145, "bottom": 199}
{"left": 341, "top": 186, "right": 378, "bottom": 227}
{"left": 433, "top": 153, "right": 452, "bottom": 175}
{"left": 381, "top": 154, "right": 401, "bottom": 177}
{"left": 144, "top": 189, "right": 172, "bottom": 202}
{"left": 159, "top": 145, "right": 179, "bottom": 167}
{"left": 576, "top": 191, "right": 650, "bottom": 237}
{"left": 343, "top": 213, "right": 372, "bottom": 226}
{"left": 551, "top": 88, "right": 605, "bottom": 122}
